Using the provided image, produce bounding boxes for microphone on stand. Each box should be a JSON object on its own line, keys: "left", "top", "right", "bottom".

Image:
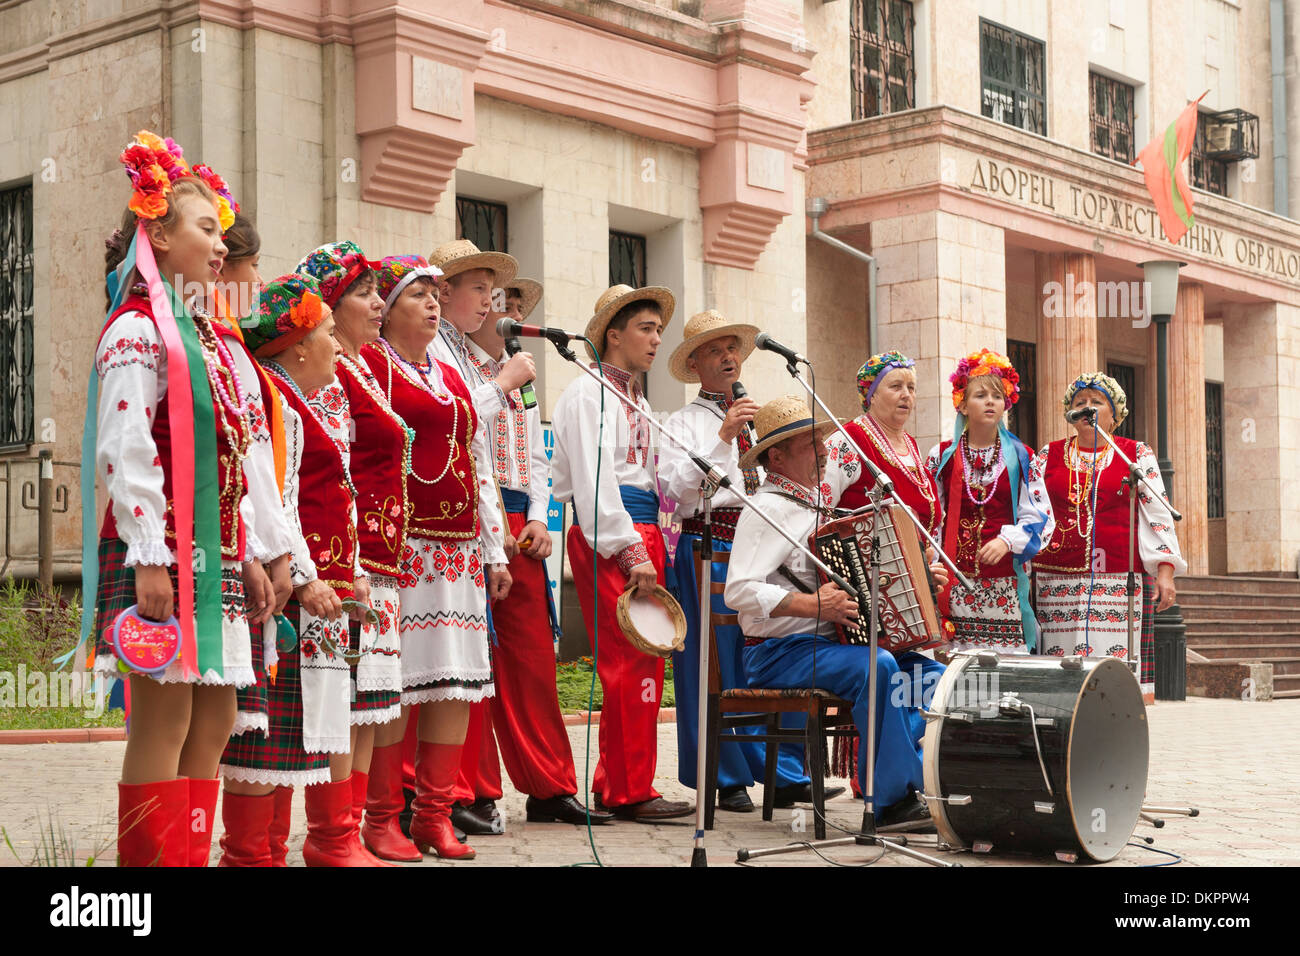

{"left": 730, "top": 380, "right": 759, "bottom": 447}
{"left": 1064, "top": 406, "right": 1099, "bottom": 424}
{"left": 496, "top": 317, "right": 580, "bottom": 346}
{"left": 503, "top": 335, "right": 538, "bottom": 410}
{"left": 753, "top": 332, "right": 809, "bottom": 366}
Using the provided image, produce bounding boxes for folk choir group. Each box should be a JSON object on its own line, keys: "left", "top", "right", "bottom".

{"left": 94, "top": 131, "right": 1186, "bottom": 867}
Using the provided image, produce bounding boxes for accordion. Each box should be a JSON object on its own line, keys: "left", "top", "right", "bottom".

{"left": 808, "top": 505, "right": 943, "bottom": 655}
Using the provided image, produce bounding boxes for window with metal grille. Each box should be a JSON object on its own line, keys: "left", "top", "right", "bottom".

{"left": 455, "top": 196, "right": 508, "bottom": 252}
{"left": 0, "top": 183, "right": 34, "bottom": 451}
{"left": 1089, "top": 72, "right": 1135, "bottom": 163}
{"left": 1190, "top": 113, "right": 1228, "bottom": 196}
{"left": 1006, "top": 339, "right": 1037, "bottom": 451}
{"left": 609, "top": 231, "right": 646, "bottom": 289}
{"left": 850, "top": 0, "right": 915, "bottom": 120}
{"left": 1205, "top": 381, "right": 1224, "bottom": 519}
{"left": 979, "top": 19, "right": 1046, "bottom": 136}
{"left": 1105, "top": 362, "right": 1137, "bottom": 439}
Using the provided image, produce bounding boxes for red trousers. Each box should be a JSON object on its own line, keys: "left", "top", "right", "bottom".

{"left": 566, "top": 523, "right": 666, "bottom": 807}
{"left": 453, "top": 510, "right": 578, "bottom": 802}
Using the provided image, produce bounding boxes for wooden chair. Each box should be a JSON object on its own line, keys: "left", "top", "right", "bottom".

{"left": 695, "top": 544, "right": 857, "bottom": 840}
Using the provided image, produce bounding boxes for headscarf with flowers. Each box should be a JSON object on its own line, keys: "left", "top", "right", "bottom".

{"left": 243, "top": 275, "right": 328, "bottom": 358}
{"left": 295, "top": 240, "right": 379, "bottom": 309}
{"left": 374, "top": 255, "right": 443, "bottom": 314}
{"left": 855, "top": 350, "right": 915, "bottom": 412}
{"left": 950, "top": 348, "right": 1021, "bottom": 410}
{"left": 1062, "top": 371, "right": 1128, "bottom": 427}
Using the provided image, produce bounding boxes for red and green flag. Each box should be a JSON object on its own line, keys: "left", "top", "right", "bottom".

{"left": 1134, "top": 92, "right": 1208, "bottom": 245}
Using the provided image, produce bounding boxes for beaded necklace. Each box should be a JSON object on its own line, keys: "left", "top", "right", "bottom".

{"left": 377, "top": 341, "right": 464, "bottom": 487}
{"left": 264, "top": 360, "right": 358, "bottom": 497}
{"left": 860, "top": 413, "right": 935, "bottom": 505}
{"left": 336, "top": 350, "right": 416, "bottom": 466}
{"left": 960, "top": 432, "right": 1003, "bottom": 506}
{"left": 192, "top": 315, "right": 252, "bottom": 464}
{"left": 1066, "top": 437, "right": 1108, "bottom": 540}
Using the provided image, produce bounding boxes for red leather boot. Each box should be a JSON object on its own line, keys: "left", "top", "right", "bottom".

{"left": 347, "top": 770, "right": 393, "bottom": 867}
{"left": 302, "top": 779, "right": 382, "bottom": 867}
{"left": 187, "top": 777, "right": 220, "bottom": 867}
{"left": 217, "top": 791, "right": 274, "bottom": 867}
{"left": 117, "top": 779, "right": 189, "bottom": 867}
{"left": 362, "top": 743, "right": 423, "bottom": 862}
{"left": 268, "top": 786, "right": 292, "bottom": 867}
{"left": 411, "top": 742, "right": 475, "bottom": 860}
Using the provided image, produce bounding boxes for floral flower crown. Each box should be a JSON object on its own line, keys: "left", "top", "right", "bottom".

{"left": 118, "top": 130, "right": 240, "bottom": 231}
{"left": 856, "top": 349, "right": 915, "bottom": 411}
{"left": 950, "top": 348, "right": 1020, "bottom": 410}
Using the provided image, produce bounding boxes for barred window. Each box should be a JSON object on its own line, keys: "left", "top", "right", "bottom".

{"left": 1006, "top": 339, "right": 1037, "bottom": 451}
{"left": 0, "top": 183, "right": 34, "bottom": 451}
{"left": 1090, "top": 72, "right": 1136, "bottom": 163}
{"left": 979, "top": 19, "right": 1046, "bottom": 136}
{"left": 456, "top": 196, "right": 508, "bottom": 252}
{"left": 850, "top": 0, "right": 915, "bottom": 120}
{"left": 1205, "top": 381, "right": 1224, "bottom": 519}
{"left": 608, "top": 231, "right": 646, "bottom": 289}
{"left": 1190, "top": 114, "right": 1229, "bottom": 197}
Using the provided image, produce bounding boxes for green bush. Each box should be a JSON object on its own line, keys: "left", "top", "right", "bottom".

{"left": 555, "top": 656, "right": 675, "bottom": 712}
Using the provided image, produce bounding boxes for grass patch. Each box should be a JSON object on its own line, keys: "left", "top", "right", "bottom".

{"left": 0, "top": 579, "right": 121, "bottom": 731}
{"left": 556, "top": 655, "right": 675, "bottom": 712}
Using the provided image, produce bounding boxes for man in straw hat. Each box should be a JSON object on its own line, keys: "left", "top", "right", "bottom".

{"left": 449, "top": 280, "right": 614, "bottom": 828}
{"left": 724, "top": 397, "right": 947, "bottom": 828}
{"left": 660, "top": 312, "right": 819, "bottom": 813}
{"left": 551, "top": 284, "right": 692, "bottom": 821}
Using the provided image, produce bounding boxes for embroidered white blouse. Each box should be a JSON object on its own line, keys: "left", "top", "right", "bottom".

{"left": 659, "top": 395, "right": 759, "bottom": 517}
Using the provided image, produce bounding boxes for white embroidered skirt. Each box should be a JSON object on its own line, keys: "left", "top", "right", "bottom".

{"left": 1036, "top": 571, "right": 1148, "bottom": 694}
{"left": 946, "top": 575, "right": 1029, "bottom": 655}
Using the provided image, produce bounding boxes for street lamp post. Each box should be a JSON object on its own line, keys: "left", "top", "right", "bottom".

{"left": 1140, "top": 259, "right": 1187, "bottom": 701}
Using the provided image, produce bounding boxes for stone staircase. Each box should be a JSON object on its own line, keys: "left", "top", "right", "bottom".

{"left": 1179, "top": 575, "right": 1300, "bottom": 700}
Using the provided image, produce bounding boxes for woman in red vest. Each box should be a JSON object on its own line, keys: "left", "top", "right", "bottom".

{"left": 1033, "top": 372, "right": 1186, "bottom": 698}
{"left": 94, "top": 133, "right": 280, "bottom": 866}
{"left": 362, "top": 255, "right": 510, "bottom": 860}
{"left": 219, "top": 274, "right": 380, "bottom": 866}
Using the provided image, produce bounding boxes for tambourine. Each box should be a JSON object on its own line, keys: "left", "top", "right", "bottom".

{"left": 616, "top": 585, "right": 687, "bottom": 659}
{"left": 110, "top": 605, "right": 182, "bottom": 675}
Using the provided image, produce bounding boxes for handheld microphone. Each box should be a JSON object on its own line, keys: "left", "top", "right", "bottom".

{"left": 1064, "top": 407, "right": 1099, "bottom": 424}
{"left": 753, "top": 332, "right": 809, "bottom": 366}
{"left": 496, "top": 317, "right": 577, "bottom": 346}
{"left": 504, "top": 335, "right": 538, "bottom": 410}
{"left": 730, "top": 380, "right": 759, "bottom": 447}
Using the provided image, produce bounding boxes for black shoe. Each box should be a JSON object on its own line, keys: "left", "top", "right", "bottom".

{"left": 451, "top": 801, "right": 505, "bottom": 836}
{"left": 398, "top": 785, "right": 415, "bottom": 838}
{"left": 716, "top": 786, "right": 755, "bottom": 813}
{"left": 470, "top": 797, "right": 506, "bottom": 833}
{"left": 876, "top": 795, "right": 933, "bottom": 831}
{"left": 594, "top": 796, "right": 695, "bottom": 822}
{"left": 526, "top": 794, "right": 614, "bottom": 825}
{"left": 771, "top": 783, "right": 847, "bottom": 809}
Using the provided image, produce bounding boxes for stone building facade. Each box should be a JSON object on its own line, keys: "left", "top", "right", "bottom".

{"left": 0, "top": 0, "right": 1297, "bottom": 580}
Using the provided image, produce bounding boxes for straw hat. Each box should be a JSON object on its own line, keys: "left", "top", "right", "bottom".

{"left": 428, "top": 239, "right": 518, "bottom": 287}
{"left": 667, "top": 310, "right": 759, "bottom": 384}
{"left": 739, "top": 396, "right": 841, "bottom": 470}
{"left": 582, "top": 284, "right": 676, "bottom": 361}
{"left": 501, "top": 277, "right": 543, "bottom": 321}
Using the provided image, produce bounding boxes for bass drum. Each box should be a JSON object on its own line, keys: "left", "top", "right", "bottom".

{"left": 922, "top": 654, "right": 1148, "bottom": 862}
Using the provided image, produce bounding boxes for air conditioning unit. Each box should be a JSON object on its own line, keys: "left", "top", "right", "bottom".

{"left": 1203, "top": 109, "right": 1260, "bottom": 162}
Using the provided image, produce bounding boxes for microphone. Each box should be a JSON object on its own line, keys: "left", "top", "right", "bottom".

{"left": 753, "top": 332, "right": 809, "bottom": 366}
{"left": 496, "top": 317, "right": 578, "bottom": 346}
{"left": 730, "top": 380, "right": 759, "bottom": 447}
{"left": 503, "top": 335, "right": 538, "bottom": 410}
{"left": 1064, "top": 407, "right": 1098, "bottom": 424}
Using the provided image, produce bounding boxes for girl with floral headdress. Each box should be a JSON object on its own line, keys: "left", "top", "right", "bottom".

{"left": 91, "top": 133, "right": 292, "bottom": 866}
{"left": 925, "top": 350, "right": 1054, "bottom": 654}
{"left": 1032, "top": 372, "right": 1186, "bottom": 696}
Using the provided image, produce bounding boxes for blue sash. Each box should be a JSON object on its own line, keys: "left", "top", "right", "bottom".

{"left": 619, "top": 485, "right": 660, "bottom": 524}
{"left": 500, "top": 487, "right": 529, "bottom": 514}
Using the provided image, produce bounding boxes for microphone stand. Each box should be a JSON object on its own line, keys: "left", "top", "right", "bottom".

{"left": 542, "top": 337, "right": 864, "bottom": 867}
{"left": 737, "top": 360, "right": 959, "bottom": 869}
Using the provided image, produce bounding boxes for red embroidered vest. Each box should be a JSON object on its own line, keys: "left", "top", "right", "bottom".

{"left": 839, "top": 417, "right": 943, "bottom": 535}
{"left": 267, "top": 368, "right": 358, "bottom": 597}
{"left": 361, "top": 343, "right": 480, "bottom": 542}
{"left": 335, "top": 356, "right": 410, "bottom": 577}
{"left": 99, "top": 296, "right": 248, "bottom": 560}
{"left": 933, "top": 439, "right": 1015, "bottom": 578}
{"left": 1035, "top": 436, "right": 1141, "bottom": 574}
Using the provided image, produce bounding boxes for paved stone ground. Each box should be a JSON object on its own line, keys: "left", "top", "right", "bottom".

{"left": 1, "top": 697, "right": 1296, "bottom": 867}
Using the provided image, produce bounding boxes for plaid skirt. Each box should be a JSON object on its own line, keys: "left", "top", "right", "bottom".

{"left": 220, "top": 597, "right": 331, "bottom": 788}
{"left": 91, "top": 537, "right": 254, "bottom": 687}
{"left": 350, "top": 574, "right": 402, "bottom": 726}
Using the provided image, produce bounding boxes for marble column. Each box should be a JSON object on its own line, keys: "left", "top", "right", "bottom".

{"left": 1153, "top": 282, "right": 1208, "bottom": 575}
{"left": 1035, "top": 252, "right": 1099, "bottom": 446}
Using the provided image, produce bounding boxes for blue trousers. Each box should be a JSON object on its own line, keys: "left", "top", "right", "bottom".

{"left": 668, "top": 534, "right": 808, "bottom": 791}
{"left": 743, "top": 634, "right": 945, "bottom": 809}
